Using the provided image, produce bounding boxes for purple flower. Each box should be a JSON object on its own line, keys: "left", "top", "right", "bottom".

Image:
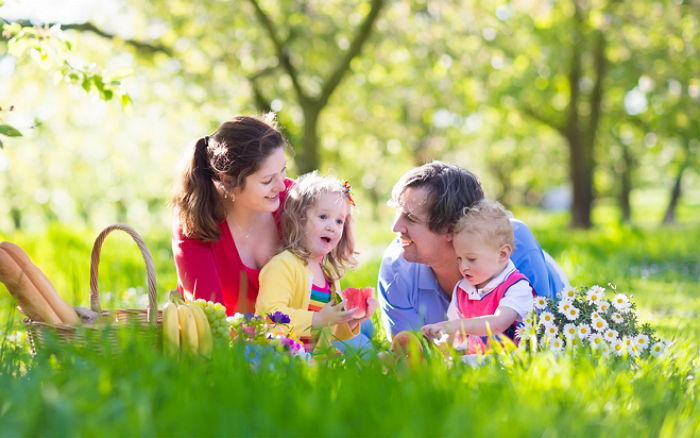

{"left": 243, "top": 312, "right": 257, "bottom": 321}
{"left": 267, "top": 311, "right": 291, "bottom": 324}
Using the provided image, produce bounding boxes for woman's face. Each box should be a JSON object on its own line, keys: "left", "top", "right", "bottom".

{"left": 231, "top": 147, "right": 287, "bottom": 213}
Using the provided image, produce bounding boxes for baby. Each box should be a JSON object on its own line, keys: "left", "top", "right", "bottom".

{"left": 421, "top": 200, "right": 535, "bottom": 354}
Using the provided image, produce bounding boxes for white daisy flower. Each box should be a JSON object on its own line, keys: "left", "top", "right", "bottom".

{"left": 612, "top": 313, "right": 624, "bottom": 324}
{"left": 561, "top": 286, "right": 577, "bottom": 301}
{"left": 588, "top": 333, "right": 605, "bottom": 349}
{"left": 523, "top": 314, "right": 534, "bottom": 327}
{"left": 563, "top": 323, "right": 578, "bottom": 339}
{"left": 534, "top": 296, "right": 549, "bottom": 310}
{"left": 586, "top": 286, "right": 605, "bottom": 304}
{"left": 539, "top": 311, "right": 555, "bottom": 326}
{"left": 569, "top": 337, "right": 582, "bottom": 347}
{"left": 545, "top": 325, "right": 559, "bottom": 337}
{"left": 629, "top": 345, "right": 641, "bottom": 357}
{"left": 558, "top": 300, "right": 572, "bottom": 314}
{"left": 577, "top": 324, "right": 591, "bottom": 339}
{"left": 622, "top": 336, "right": 634, "bottom": 353}
{"left": 229, "top": 313, "right": 245, "bottom": 323}
{"left": 549, "top": 336, "right": 564, "bottom": 352}
{"left": 613, "top": 293, "right": 628, "bottom": 304}
{"left": 603, "top": 328, "right": 619, "bottom": 342}
{"left": 611, "top": 338, "right": 626, "bottom": 356}
{"left": 591, "top": 311, "right": 601, "bottom": 320}
{"left": 650, "top": 342, "right": 667, "bottom": 358}
{"left": 597, "top": 301, "right": 611, "bottom": 312}
{"left": 634, "top": 334, "right": 649, "bottom": 351}
{"left": 617, "top": 303, "right": 632, "bottom": 314}
{"left": 564, "top": 306, "right": 580, "bottom": 321}
{"left": 613, "top": 293, "right": 630, "bottom": 311}
{"left": 591, "top": 317, "right": 608, "bottom": 332}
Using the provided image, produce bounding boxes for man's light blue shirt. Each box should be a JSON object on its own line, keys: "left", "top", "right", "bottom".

{"left": 378, "top": 219, "right": 565, "bottom": 339}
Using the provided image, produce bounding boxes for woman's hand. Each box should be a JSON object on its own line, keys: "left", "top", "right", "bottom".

{"left": 312, "top": 301, "right": 357, "bottom": 328}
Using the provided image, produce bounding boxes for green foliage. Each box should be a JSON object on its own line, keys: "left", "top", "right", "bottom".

{"left": 0, "top": 20, "right": 131, "bottom": 148}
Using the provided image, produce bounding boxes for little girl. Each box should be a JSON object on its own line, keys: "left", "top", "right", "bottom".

{"left": 256, "top": 172, "right": 377, "bottom": 351}
{"left": 420, "top": 199, "right": 535, "bottom": 354}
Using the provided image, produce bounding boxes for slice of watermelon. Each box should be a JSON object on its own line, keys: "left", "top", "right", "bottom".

{"left": 340, "top": 287, "right": 373, "bottom": 319}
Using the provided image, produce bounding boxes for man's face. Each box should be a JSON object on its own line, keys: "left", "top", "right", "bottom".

{"left": 391, "top": 186, "right": 453, "bottom": 267}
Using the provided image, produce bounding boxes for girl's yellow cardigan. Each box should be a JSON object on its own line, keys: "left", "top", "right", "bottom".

{"left": 256, "top": 250, "right": 359, "bottom": 341}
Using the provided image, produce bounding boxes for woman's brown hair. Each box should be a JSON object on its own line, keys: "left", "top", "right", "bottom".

{"left": 173, "top": 115, "right": 286, "bottom": 241}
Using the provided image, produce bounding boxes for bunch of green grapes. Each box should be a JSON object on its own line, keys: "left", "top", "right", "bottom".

{"left": 192, "top": 299, "right": 230, "bottom": 340}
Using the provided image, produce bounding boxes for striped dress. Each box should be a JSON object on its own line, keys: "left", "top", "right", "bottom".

{"left": 300, "top": 280, "right": 332, "bottom": 351}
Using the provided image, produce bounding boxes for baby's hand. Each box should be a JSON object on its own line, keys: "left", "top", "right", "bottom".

{"left": 312, "top": 301, "right": 357, "bottom": 328}
{"left": 421, "top": 322, "right": 448, "bottom": 340}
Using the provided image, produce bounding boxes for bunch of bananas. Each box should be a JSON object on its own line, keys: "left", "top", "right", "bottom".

{"left": 162, "top": 302, "right": 213, "bottom": 357}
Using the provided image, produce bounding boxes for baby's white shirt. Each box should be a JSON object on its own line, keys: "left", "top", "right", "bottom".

{"left": 446, "top": 260, "right": 534, "bottom": 322}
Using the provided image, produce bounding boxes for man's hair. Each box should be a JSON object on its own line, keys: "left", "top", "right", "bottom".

{"left": 391, "top": 161, "right": 485, "bottom": 234}
{"left": 454, "top": 199, "right": 514, "bottom": 248}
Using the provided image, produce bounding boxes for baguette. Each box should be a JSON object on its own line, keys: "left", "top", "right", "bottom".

{"left": 0, "top": 247, "right": 63, "bottom": 324}
{"left": 0, "top": 242, "right": 80, "bottom": 324}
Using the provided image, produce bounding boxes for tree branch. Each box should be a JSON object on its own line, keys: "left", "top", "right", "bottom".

{"left": 7, "top": 20, "right": 173, "bottom": 56}
{"left": 520, "top": 104, "right": 566, "bottom": 136}
{"left": 317, "top": 0, "right": 385, "bottom": 108}
{"left": 587, "top": 29, "right": 607, "bottom": 147}
{"left": 566, "top": 1, "right": 584, "bottom": 137}
{"left": 247, "top": 0, "right": 308, "bottom": 105}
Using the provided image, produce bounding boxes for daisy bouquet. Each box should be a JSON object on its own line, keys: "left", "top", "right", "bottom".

{"left": 518, "top": 285, "right": 668, "bottom": 359}
{"left": 227, "top": 311, "right": 306, "bottom": 357}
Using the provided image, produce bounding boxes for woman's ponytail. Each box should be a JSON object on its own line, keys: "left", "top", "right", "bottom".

{"left": 173, "top": 137, "right": 224, "bottom": 241}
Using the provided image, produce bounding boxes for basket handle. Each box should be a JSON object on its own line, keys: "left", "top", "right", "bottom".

{"left": 89, "top": 224, "right": 158, "bottom": 324}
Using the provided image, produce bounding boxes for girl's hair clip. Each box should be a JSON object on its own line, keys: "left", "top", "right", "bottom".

{"left": 342, "top": 180, "right": 356, "bottom": 207}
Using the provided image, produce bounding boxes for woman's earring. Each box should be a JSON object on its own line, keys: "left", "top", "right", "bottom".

{"left": 224, "top": 191, "right": 235, "bottom": 202}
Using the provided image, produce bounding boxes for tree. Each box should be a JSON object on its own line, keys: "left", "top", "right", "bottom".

{"left": 485, "top": 0, "right": 611, "bottom": 228}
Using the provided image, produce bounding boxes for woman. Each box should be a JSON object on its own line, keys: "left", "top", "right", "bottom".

{"left": 172, "top": 115, "right": 293, "bottom": 315}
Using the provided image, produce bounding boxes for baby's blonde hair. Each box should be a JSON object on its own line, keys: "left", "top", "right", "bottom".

{"left": 282, "top": 171, "right": 357, "bottom": 281}
{"left": 454, "top": 199, "right": 514, "bottom": 249}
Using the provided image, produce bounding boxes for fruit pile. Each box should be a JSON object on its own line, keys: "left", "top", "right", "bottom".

{"left": 162, "top": 302, "right": 213, "bottom": 357}
{"left": 0, "top": 241, "right": 80, "bottom": 325}
{"left": 191, "top": 299, "right": 231, "bottom": 341}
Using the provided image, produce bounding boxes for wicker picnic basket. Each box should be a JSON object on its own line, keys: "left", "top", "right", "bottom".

{"left": 24, "top": 224, "right": 162, "bottom": 354}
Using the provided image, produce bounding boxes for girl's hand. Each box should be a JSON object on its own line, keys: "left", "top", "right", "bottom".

{"left": 347, "top": 297, "right": 379, "bottom": 331}
{"left": 312, "top": 301, "right": 357, "bottom": 328}
{"left": 356, "top": 297, "right": 379, "bottom": 323}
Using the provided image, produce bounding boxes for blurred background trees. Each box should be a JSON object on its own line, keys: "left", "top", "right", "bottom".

{"left": 0, "top": 0, "right": 698, "bottom": 233}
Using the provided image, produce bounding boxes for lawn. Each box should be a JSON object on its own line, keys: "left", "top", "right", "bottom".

{"left": 0, "top": 213, "right": 698, "bottom": 437}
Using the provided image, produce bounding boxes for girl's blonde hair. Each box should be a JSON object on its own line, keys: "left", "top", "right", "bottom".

{"left": 282, "top": 171, "right": 357, "bottom": 281}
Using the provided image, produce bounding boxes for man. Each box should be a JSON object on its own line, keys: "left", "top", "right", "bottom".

{"left": 378, "top": 162, "right": 567, "bottom": 340}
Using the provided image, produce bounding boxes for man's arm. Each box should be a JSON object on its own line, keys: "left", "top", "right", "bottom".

{"left": 510, "top": 220, "right": 564, "bottom": 299}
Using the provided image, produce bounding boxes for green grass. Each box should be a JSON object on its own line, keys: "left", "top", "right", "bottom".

{"left": 0, "top": 215, "right": 698, "bottom": 437}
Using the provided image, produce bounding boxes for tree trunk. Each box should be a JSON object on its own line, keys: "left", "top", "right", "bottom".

{"left": 298, "top": 107, "right": 320, "bottom": 174}
{"left": 10, "top": 207, "right": 22, "bottom": 231}
{"left": 662, "top": 162, "right": 687, "bottom": 225}
{"left": 567, "top": 130, "right": 594, "bottom": 228}
{"left": 618, "top": 143, "right": 633, "bottom": 223}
